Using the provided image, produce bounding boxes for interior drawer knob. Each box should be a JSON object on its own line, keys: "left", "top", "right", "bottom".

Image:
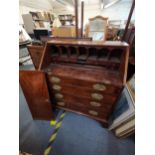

{"left": 93, "top": 84, "right": 106, "bottom": 91}
{"left": 52, "top": 85, "right": 61, "bottom": 91}
{"left": 91, "top": 93, "right": 103, "bottom": 101}
{"left": 55, "top": 93, "right": 63, "bottom": 99}
{"left": 57, "top": 102, "right": 65, "bottom": 106}
{"left": 90, "top": 101, "right": 101, "bottom": 107}
{"left": 45, "top": 99, "right": 50, "bottom": 103}
{"left": 50, "top": 76, "right": 61, "bottom": 83}
{"left": 88, "top": 110, "right": 98, "bottom": 116}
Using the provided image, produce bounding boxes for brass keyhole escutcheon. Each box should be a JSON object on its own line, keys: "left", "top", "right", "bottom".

{"left": 45, "top": 99, "right": 50, "bottom": 103}
{"left": 89, "top": 110, "right": 98, "bottom": 116}
{"left": 90, "top": 101, "right": 101, "bottom": 107}
{"left": 52, "top": 85, "right": 61, "bottom": 91}
{"left": 55, "top": 93, "right": 63, "bottom": 99}
{"left": 93, "top": 84, "right": 106, "bottom": 91}
{"left": 50, "top": 76, "right": 61, "bottom": 83}
{"left": 91, "top": 93, "right": 103, "bottom": 101}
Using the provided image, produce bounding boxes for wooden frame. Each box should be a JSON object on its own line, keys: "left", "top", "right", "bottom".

{"left": 89, "top": 16, "right": 108, "bottom": 22}
{"left": 27, "top": 44, "right": 44, "bottom": 69}
{"left": 86, "top": 16, "right": 108, "bottom": 41}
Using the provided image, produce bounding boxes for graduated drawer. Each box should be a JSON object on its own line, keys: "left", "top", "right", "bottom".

{"left": 47, "top": 74, "right": 122, "bottom": 95}
{"left": 56, "top": 93, "right": 115, "bottom": 110}
{"left": 57, "top": 101, "right": 110, "bottom": 120}
{"left": 49, "top": 84, "right": 118, "bottom": 103}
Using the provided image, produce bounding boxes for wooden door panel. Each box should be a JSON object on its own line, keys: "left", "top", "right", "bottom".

{"left": 19, "top": 70, "right": 54, "bottom": 120}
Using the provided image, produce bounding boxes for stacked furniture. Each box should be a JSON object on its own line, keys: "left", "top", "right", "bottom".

{"left": 20, "top": 40, "right": 129, "bottom": 127}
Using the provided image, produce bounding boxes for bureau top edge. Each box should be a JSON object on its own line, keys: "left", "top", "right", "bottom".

{"left": 47, "top": 40, "right": 129, "bottom": 47}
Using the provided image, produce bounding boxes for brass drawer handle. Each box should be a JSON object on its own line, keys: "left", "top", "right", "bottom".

{"left": 90, "top": 101, "right": 101, "bottom": 107}
{"left": 55, "top": 93, "right": 63, "bottom": 99}
{"left": 93, "top": 84, "right": 106, "bottom": 91}
{"left": 88, "top": 110, "right": 98, "bottom": 116}
{"left": 91, "top": 93, "right": 103, "bottom": 101}
{"left": 47, "top": 71, "right": 52, "bottom": 76}
{"left": 50, "top": 76, "right": 61, "bottom": 83}
{"left": 57, "top": 102, "right": 65, "bottom": 106}
{"left": 52, "top": 85, "right": 61, "bottom": 91}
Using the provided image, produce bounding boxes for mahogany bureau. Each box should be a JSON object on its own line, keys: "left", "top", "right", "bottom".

{"left": 20, "top": 40, "right": 129, "bottom": 127}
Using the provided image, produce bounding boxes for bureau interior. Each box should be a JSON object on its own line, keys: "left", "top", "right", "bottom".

{"left": 40, "top": 41, "right": 129, "bottom": 80}
{"left": 48, "top": 45, "right": 124, "bottom": 71}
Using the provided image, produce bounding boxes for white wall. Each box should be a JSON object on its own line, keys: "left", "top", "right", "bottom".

{"left": 81, "top": 5, "right": 102, "bottom": 26}
{"left": 54, "top": 0, "right": 134, "bottom": 27}
{"left": 83, "top": 0, "right": 135, "bottom": 26}
{"left": 101, "top": 0, "right": 135, "bottom": 21}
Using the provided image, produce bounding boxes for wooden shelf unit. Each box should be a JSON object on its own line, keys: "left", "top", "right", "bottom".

{"left": 58, "top": 14, "right": 74, "bottom": 26}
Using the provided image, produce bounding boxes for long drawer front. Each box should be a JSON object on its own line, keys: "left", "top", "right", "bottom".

{"left": 49, "top": 83, "right": 118, "bottom": 103}
{"left": 54, "top": 93, "right": 115, "bottom": 110}
{"left": 47, "top": 74, "right": 122, "bottom": 95}
{"left": 50, "top": 92, "right": 116, "bottom": 120}
{"left": 55, "top": 99, "right": 110, "bottom": 120}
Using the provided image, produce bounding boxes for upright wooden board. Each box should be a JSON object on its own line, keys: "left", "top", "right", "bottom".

{"left": 27, "top": 45, "right": 44, "bottom": 70}
{"left": 19, "top": 70, "right": 54, "bottom": 120}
